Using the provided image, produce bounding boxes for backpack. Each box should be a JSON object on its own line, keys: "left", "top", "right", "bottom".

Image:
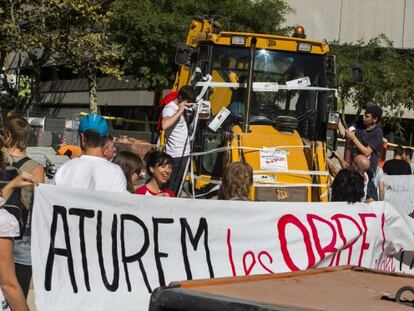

{"left": 0, "top": 157, "right": 31, "bottom": 239}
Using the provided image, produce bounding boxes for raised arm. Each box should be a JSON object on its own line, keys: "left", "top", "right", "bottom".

{"left": 1, "top": 172, "right": 35, "bottom": 201}
{"left": 332, "top": 150, "right": 350, "bottom": 169}
{"left": 345, "top": 130, "right": 374, "bottom": 157}
{"left": 338, "top": 118, "right": 346, "bottom": 138}
{"left": 161, "top": 101, "right": 188, "bottom": 130}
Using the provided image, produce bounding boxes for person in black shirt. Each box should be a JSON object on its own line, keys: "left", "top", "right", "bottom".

{"left": 402, "top": 147, "right": 414, "bottom": 174}
{"left": 346, "top": 106, "right": 383, "bottom": 173}
{"left": 383, "top": 145, "right": 412, "bottom": 175}
{"left": 338, "top": 105, "right": 384, "bottom": 201}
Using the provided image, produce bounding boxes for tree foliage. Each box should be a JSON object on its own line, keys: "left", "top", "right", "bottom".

{"left": 0, "top": 0, "right": 59, "bottom": 110}
{"left": 328, "top": 35, "right": 414, "bottom": 135}
{"left": 109, "top": 0, "right": 292, "bottom": 95}
{"left": 0, "top": 1, "right": 55, "bottom": 64}
{"left": 50, "top": 0, "right": 122, "bottom": 113}
{"left": 0, "top": 0, "right": 121, "bottom": 113}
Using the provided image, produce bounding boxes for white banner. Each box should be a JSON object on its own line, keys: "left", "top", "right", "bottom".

{"left": 32, "top": 184, "right": 414, "bottom": 310}
{"left": 383, "top": 175, "right": 414, "bottom": 216}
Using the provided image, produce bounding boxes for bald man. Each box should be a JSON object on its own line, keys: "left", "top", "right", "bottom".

{"left": 328, "top": 151, "right": 371, "bottom": 201}
{"left": 353, "top": 154, "right": 371, "bottom": 172}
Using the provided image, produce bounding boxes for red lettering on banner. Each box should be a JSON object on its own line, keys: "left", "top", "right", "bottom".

{"left": 229, "top": 212, "right": 389, "bottom": 276}
{"left": 375, "top": 249, "right": 398, "bottom": 273}
{"left": 227, "top": 228, "right": 275, "bottom": 276}
{"left": 278, "top": 214, "right": 315, "bottom": 271}
{"left": 375, "top": 213, "right": 397, "bottom": 273}
{"left": 257, "top": 251, "right": 274, "bottom": 274}
{"left": 307, "top": 214, "right": 337, "bottom": 266}
{"left": 226, "top": 228, "right": 237, "bottom": 276}
{"left": 331, "top": 214, "right": 363, "bottom": 265}
{"left": 241, "top": 251, "right": 275, "bottom": 275}
{"left": 243, "top": 251, "right": 256, "bottom": 275}
{"left": 357, "top": 213, "right": 377, "bottom": 266}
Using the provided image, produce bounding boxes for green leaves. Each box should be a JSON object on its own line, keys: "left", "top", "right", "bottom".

{"left": 0, "top": 0, "right": 122, "bottom": 112}
{"left": 109, "top": 0, "right": 292, "bottom": 92}
{"left": 52, "top": 0, "right": 122, "bottom": 76}
{"left": 327, "top": 35, "right": 414, "bottom": 137}
{"left": 52, "top": 0, "right": 123, "bottom": 112}
{"left": 1, "top": 0, "right": 292, "bottom": 111}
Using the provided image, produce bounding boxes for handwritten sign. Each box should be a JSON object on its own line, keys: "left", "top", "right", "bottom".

{"left": 32, "top": 185, "right": 414, "bottom": 310}
{"left": 382, "top": 175, "right": 414, "bottom": 216}
{"left": 260, "top": 148, "right": 288, "bottom": 171}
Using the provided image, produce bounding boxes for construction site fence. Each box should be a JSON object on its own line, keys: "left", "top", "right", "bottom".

{"left": 25, "top": 113, "right": 156, "bottom": 148}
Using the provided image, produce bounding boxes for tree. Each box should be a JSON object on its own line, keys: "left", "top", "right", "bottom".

{"left": 109, "top": 0, "right": 292, "bottom": 106}
{"left": 328, "top": 35, "right": 414, "bottom": 136}
{"left": 0, "top": 0, "right": 58, "bottom": 111}
{"left": 52, "top": 0, "right": 122, "bottom": 113}
{"left": 0, "top": 0, "right": 121, "bottom": 114}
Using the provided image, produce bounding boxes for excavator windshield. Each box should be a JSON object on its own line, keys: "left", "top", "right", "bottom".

{"left": 205, "top": 45, "right": 326, "bottom": 140}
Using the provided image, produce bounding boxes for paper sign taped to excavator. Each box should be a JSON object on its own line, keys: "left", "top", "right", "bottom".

{"left": 260, "top": 148, "right": 288, "bottom": 170}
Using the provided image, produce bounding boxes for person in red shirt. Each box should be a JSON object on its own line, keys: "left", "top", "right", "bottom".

{"left": 134, "top": 150, "right": 175, "bottom": 197}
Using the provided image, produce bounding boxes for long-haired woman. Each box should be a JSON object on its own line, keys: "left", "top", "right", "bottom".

{"left": 218, "top": 162, "right": 253, "bottom": 200}
{"left": 112, "top": 150, "right": 143, "bottom": 193}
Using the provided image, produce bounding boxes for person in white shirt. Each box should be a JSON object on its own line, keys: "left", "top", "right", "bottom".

{"left": 54, "top": 114, "right": 127, "bottom": 193}
{"left": 161, "top": 85, "right": 196, "bottom": 195}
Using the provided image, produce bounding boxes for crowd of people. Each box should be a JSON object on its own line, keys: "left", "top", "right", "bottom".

{"left": 0, "top": 85, "right": 252, "bottom": 309}
{"left": 0, "top": 89, "right": 414, "bottom": 310}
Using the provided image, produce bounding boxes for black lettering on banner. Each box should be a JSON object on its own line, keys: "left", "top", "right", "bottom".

{"left": 97, "top": 211, "right": 119, "bottom": 291}
{"left": 120, "top": 214, "right": 151, "bottom": 293}
{"left": 153, "top": 217, "right": 174, "bottom": 286}
{"left": 69, "top": 208, "right": 95, "bottom": 291}
{"left": 45, "top": 205, "right": 78, "bottom": 292}
{"left": 180, "top": 218, "right": 214, "bottom": 280}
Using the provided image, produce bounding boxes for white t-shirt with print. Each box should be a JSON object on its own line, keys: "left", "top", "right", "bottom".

{"left": 54, "top": 155, "right": 127, "bottom": 193}
{"left": 0, "top": 207, "right": 19, "bottom": 311}
{"left": 162, "top": 101, "right": 190, "bottom": 158}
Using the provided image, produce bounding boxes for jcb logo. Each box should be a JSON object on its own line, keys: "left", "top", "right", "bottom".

{"left": 275, "top": 189, "right": 289, "bottom": 200}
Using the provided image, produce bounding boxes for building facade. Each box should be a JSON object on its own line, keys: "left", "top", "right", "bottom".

{"left": 284, "top": 0, "right": 414, "bottom": 48}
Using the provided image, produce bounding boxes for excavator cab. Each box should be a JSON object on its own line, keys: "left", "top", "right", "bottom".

{"left": 172, "top": 17, "right": 339, "bottom": 201}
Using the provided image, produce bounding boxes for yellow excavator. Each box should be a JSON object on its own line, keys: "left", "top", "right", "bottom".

{"left": 168, "top": 16, "right": 341, "bottom": 202}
